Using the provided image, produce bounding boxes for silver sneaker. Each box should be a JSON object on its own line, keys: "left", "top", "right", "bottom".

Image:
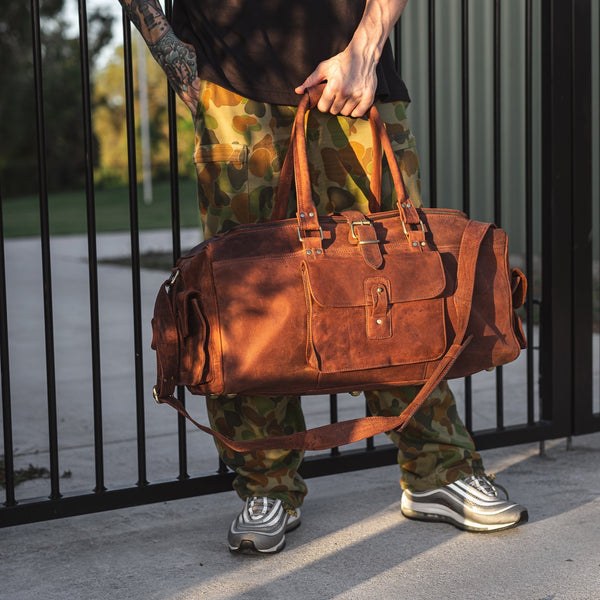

{"left": 228, "top": 497, "right": 301, "bottom": 553}
{"left": 401, "top": 475, "right": 528, "bottom": 532}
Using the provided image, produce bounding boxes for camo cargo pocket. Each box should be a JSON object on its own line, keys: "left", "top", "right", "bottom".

{"left": 194, "top": 143, "right": 249, "bottom": 236}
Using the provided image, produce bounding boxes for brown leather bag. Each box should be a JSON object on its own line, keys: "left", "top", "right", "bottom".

{"left": 151, "top": 91, "right": 527, "bottom": 452}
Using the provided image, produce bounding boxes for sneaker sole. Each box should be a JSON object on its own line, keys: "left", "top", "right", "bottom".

{"left": 401, "top": 505, "right": 528, "bottom": 533}
{"left": 228, "top": 516, "right": 301, "bottom": 554}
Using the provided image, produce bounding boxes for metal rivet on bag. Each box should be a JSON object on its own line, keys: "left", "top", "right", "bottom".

{"left": 377, "top": 287, "right": 383, "bottom": 293}
{"left": 225, "top": 393, "right": 237, "bottom": 399}
{"left": 207, "top": 394, "right": 219, "bottom": 400}
{"left": 306, "top": 250, "right": 312, "bottom": 255}
{"left": 412, "top": 242, "right": 418, "bottom": 247}
{"left": 376, "top": 319, "right": 383, "bottom": 325}
{"left": 350, "top": 391, "right": 361, "bottom": 397}
{"left": 309, "top": 212, "right": 315, "bottom": 217}
{"left": 316, "top": 249, "right": 322, "bottom": 254}
{"left": 300, "top": 212, "right": 306, "bottom": 218}
{"left": 406, "top": 202, "right": 412, "bottom": 207}
{"left": 421, "top": 241, "right": 426, "bottom": 246}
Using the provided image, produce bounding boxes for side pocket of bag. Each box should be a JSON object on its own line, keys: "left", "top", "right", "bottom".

{"left": 175, "top": 288, "right": 212, "bottom": 386}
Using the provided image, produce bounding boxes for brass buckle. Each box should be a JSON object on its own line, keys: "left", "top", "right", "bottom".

{"left": 350, "top": 220, "right": 373, "bottom": 240}
{"left": 152, "top": 385, "right": 163, "bottom": 404}
{"left": 401, "top": 219, "right": 426, "bottom": 237}
{"left": 350, "top": 220, "right": 380, "bottom": 245}
{"left": 297, "top": 226, "right": 324, "bottom": 242}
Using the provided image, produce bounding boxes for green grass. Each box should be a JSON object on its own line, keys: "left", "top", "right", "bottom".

{"left": 2, "top": 179, "right": 201, "bottom": 238}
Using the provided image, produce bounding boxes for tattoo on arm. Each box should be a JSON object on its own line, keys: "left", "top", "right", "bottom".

{"left": 118, "top": 0, "right": 200, "bottom": 112}
{"left": 149, "top": 31, "right": 198, "bottom": 97}
{"left": 118, "top": 0, "right": 169, "bottom": 42}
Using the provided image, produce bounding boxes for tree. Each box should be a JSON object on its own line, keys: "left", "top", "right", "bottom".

{"left": 0, "top": 0, "right": 113, "bottom": 197}
{"left": 92, "top": 35, "right": 196, "bottom": 187}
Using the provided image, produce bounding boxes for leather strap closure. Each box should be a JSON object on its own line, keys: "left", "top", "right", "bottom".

{"left": 342, "top": 210, "right": 383, "bottom": 269}
{"left": 365, "top": 278, "right": 392, "bottom": 339}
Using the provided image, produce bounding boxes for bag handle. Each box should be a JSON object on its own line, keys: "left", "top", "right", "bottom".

{"left": 271, "top": 89, "right": 420, "bottom": 227}
{"left": 155, "top": 220, "right": 493, "bottom": 451}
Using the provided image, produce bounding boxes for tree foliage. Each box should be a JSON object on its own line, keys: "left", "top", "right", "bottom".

{"left": 92, "top": 36, "right": 196, "bottom": 187}
{"left": 0, "top": 0, "right": 113, "bottom": 197}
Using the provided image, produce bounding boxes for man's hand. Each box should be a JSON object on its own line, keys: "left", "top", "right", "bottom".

{"left": 118, "top": 0, "right": 200, "bottom": 118}
{"left": 294, "top": 42, "right": 378, "bottom": 118}
{"left": 295, "top": 0, "right": 408, "bottom": 117}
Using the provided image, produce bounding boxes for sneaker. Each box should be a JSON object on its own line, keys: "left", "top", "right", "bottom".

{"left": 228, "top": 496, "right": 301, "bottom": 553}
{"left": 401, "top": 475, "right": 528, "bottom": 533}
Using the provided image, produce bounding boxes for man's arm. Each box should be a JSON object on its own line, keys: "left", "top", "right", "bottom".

{"left": 118, "top": 0, "right": 200, "bottom": 116}
{"left": 295, "top": 0, "right": 409, "bottom": 117}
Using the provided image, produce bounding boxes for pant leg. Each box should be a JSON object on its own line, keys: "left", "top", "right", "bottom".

{"left": 195, "top": 81, "right": 307, "bottom": 507}
{"left": 207, "top": 394, "right": 307, "bottom": 508}
{"left": 363, "top": 101, "right": 484, "bottom": 491}
{"left": 365, "top": 384, "right": 485, "bottom": 491}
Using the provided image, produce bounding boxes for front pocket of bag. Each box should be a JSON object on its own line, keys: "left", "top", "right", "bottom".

{"left": 302, "top": 253, "right": 448, "bottom": 373}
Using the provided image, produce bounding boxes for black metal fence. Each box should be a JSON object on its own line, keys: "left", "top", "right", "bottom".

{"left": 1, "top": 0, "right": 598, "bottom": 527}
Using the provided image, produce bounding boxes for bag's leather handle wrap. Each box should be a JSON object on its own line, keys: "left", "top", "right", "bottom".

{"left": 156, "top": 221, "right": 492, "bottom": 451}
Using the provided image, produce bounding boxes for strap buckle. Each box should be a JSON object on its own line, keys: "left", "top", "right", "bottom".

{"left": 350, "top": 220, "right": 373, "bottom": 240}
{"left": 350, "top": 220, "right": 380, "bottom": 246}
{"left": 401, "top": 219, "right": 426, "bottom": 237}
{"left": 297, "top": 226, "right": 324, "bottom": 242}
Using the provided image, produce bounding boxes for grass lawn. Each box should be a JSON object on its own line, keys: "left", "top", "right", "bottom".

{"left": 1, "top": 179, "right": 201, "bottom": 238}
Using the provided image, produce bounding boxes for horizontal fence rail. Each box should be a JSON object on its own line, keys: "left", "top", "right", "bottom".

{"left": 1, "top": 0, "right": 598, "bottom": 528}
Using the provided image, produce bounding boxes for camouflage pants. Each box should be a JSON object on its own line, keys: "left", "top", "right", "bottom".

{"left": 195, "top": 81, "right": 485, "bottom": 508}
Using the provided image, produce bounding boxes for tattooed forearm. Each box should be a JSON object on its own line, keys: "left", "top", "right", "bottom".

{"left": 118, "top": 0, "right": 200, "bottom": 115}
{"left": 149, "top": 31, "right": 198, "bottom": 97}
{"left": 118, "top": 0, "right": 169, "bottom": 43}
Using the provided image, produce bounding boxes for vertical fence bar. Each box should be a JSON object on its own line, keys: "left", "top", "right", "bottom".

{"left": 540, "top": 0, "right": 575, "bottom": 433}
{"left": 365, "top": 398, "right": 375, "bottom": 451}
{"left": 329, "top": 394, "right": 340, "bottom": 456}
{"left": 525, "top": 0, "right": 535, "bottom": 426}
{"left": 78, "top": 0, "right": 106, "bottom": 494}
{"left": 122, "top": 13, "right": 148, "bottom": 486}
{"left": 164, "top": 0, "right": 188, "bottom": 481}
{"left": 493, "top": 0, "right": 504, "bottom": 430}
{"left": 428, "top": 0, "right": 437, "bottom": 208}
{"left": 394, "top": 17, "right": 402, "bottom": 78}
{"left": 31, "top": 0, "right": 61, "bottom": 500}
{"left": 0, "top": 179, "right": 16, "bottom": 507}
{"left": 571, "top": 0, "right": 593, "bottom": 434}
{"left": 461, "top": 0, "right": 473, "bottom": 431}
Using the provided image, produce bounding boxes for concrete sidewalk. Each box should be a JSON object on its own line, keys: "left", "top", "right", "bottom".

{"left": 1, "top": 433, "right": 599, "bottom": 600}
{"left": 1, "top": 231, "right": 599, "bottom": 599}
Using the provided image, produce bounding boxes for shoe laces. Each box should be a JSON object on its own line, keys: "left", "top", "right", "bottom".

{"left": 463, "top": 474, "right": 509, "bottom": 500}
{"left": 247, "top": 496, "right": 276, "bottom": 518}
{"left": 246, "top": 497, "right": 298, "bottom": 519}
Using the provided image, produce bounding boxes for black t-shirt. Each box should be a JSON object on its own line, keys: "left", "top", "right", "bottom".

{"left": 171, "top": 0, "right": 409, "bottom": 105}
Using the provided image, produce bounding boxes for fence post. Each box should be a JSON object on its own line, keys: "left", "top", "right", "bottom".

{"left": 540, "top": 0, "right": 593, "bottom": 436}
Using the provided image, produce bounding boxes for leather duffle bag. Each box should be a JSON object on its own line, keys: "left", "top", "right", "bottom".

{"left": 151, "top": 90, "right": 527, "bottom": 452}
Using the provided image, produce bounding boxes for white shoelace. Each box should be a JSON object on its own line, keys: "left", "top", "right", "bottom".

{"left": 464, "top": 475, "right": 499, "bottom": 498}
